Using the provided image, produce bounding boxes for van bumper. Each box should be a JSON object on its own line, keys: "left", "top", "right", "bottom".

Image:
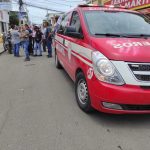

{"left": 90, "top": 80, "right": 150, "bottom": 114}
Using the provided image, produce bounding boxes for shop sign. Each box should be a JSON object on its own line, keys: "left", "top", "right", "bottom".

{"left": 104, "top": 0, "right": 150, "bottom": 9}
{"left": 0, "top": 11, "right": 9, "bottom": 23}
{"left": 0, "top": 2, "right": 12, "bottom": 11}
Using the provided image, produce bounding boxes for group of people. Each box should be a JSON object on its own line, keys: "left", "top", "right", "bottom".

{"left": 10, "top": 22, "right": 53, "bottom": 61}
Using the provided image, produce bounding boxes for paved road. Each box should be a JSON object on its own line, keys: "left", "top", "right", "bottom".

{"left": 0, "top": 52, "right": 150, "bottom": 150}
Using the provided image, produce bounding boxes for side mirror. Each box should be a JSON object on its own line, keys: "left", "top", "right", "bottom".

{"left": 64, "top": 26, "right": 83, "bottom": 39}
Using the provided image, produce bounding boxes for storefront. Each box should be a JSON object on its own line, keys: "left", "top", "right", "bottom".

{"left": 103, "top": 0, "right": 150, "bottom": 17}
{"left": 0, "top": 10, "right": 9, "bottom": 33}
{"left": 0, "top": 10, "right": 9, "bottom": 43}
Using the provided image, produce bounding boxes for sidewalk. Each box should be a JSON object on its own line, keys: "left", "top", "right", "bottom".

{"left": 0, "top": 43, "right": 4, "bottom": 54}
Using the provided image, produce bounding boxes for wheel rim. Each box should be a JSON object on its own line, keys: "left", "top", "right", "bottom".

{"left": 77, "top": 79, "right": 88, "bottom": 105}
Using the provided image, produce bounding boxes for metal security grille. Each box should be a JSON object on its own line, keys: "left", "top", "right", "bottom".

{"left": 128, "top": 63, "right": 150, "bottom": 82}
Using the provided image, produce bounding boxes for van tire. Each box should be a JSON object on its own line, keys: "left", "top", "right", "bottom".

{"left": 75, "top": 72, "right": 93, "bottom": 113}
{"left": 55, "top": 52, "right": 62, "bottom": 69}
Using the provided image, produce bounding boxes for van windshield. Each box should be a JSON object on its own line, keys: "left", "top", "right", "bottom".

{"left": 84, "top": 11, "right": 150, "bottom": 37}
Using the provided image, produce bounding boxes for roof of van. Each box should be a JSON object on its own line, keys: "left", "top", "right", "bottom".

{"left": 76, "top": 4, "right": 138, "bottom": 14}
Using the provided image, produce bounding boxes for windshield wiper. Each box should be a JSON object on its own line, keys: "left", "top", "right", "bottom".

{"left": 127, "top": 34, "right": 150, "bottom": 38}
{"left": 94, "top": 33, "right": 129, "bottom": 37}
{"left": 95, "top": 33, "right": 150, "bottom": 38}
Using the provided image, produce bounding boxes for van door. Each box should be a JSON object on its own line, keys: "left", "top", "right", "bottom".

{"left": 65, "top": 11, "right": 84, "bottom": 79}
{"left": 55, "top": 13, "right": 72, "bottom": 70}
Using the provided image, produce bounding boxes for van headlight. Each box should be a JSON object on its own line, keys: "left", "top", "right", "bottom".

{"left": 92, "top": 51, "right": 125, "bottom": 85}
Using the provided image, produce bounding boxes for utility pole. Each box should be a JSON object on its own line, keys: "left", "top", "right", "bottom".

{"left": 19, "top": 0, "right": 23, "bottom": 12}
{"left": 19, "top": 0, "right": 23, "bottom": 26}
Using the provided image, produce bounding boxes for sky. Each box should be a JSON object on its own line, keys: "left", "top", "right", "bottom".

{"left": 12, "top": 0, "right": 86, "bottom": 24}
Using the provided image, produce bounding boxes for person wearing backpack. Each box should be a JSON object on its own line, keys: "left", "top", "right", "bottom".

{"left": 25, "top": 24, "right": 33, "bottom": 55}
{"left": 34, "top": 27, "right": 43, "bottom": 56}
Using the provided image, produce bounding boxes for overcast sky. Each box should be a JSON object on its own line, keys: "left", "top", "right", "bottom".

{"left": 12, "top": 0, "right": 86, "bottom": 24}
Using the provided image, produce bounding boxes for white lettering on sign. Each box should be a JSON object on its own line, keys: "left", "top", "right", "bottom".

{"left": 113, "top": 41, "right": 150, "bottom": 48}
{"left": 110, "top": 0, "right": 149, "bottom": 9}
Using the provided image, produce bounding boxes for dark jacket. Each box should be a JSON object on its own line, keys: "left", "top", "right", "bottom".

{"left": 35, "top": 31, "right": 43, "bottom": 43}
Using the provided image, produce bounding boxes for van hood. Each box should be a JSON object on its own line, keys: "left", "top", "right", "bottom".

{"left": 91, "top": 37, "right": 150, "bottom": 62}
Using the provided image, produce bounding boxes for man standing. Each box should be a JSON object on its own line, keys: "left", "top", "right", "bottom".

{"left": 21, "top": 25, "right": 30, "bottom": 61}
{"left": 45, "top": 22, "right": 52, "bottom": 58}
{"left": 25, "top": 24, "right": 33, "bottom": 55}
{"left": 11, "top": 25, "right": 20, "bottom": 57}
{"left": 42, "top": 22, "right": 47, "bottom": 52}
{"left": 34, "top": 27, "right": 43, "bottom": 56}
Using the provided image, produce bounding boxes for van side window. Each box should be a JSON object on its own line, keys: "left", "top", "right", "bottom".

{"left": 70, "top": 11, "right": 83, "bottom": 34}
{"left": 58, "top": 13, "right": 71, "bottom": 35}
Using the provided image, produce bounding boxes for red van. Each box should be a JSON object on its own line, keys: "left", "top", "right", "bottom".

{"left": 54, "top": 4, "right": 150, "bottom": 114}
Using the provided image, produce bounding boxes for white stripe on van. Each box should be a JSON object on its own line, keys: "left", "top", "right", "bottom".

{"left": 55, "top": 35, "right": 92, "bottom": 61}
{"left": 72, "top": 52, "right": 93, "bottom": 67}
{"left": 55, "top": 35, "right": 63, "bottom": 44}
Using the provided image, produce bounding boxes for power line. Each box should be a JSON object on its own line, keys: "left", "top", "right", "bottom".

{"left": 25, "top": 3, "right": 65, "bottom": 13}
{"left": 54, "top": 0, "right": 85, "bottom": 2}
{"left": 39, "top": 0, "right": 72, "bottom": 7}
{"left": 13, "top": 0, "right": 65, "bottom": 13}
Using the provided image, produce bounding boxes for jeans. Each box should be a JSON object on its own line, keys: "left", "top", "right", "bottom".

{"left": 42, "top": 39, "right": 46, "bottom": 52}
{"left": 13, "top": 43, "right": 20, "bottom": 56}
{"left": 46, "top": 40, "right": 52, "bottom": 56}
{"left": 28, "top": 36, "right": 33, "bottom": 54}
{"left": 34, "top": 42, "right": 42, "bottom": 55}
{"left": 23, "top": 40, "right": 29, "bottom": 58}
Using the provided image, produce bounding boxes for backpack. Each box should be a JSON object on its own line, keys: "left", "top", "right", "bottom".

{"left": 35, "top": 31, "right": 42, "bottom": 43}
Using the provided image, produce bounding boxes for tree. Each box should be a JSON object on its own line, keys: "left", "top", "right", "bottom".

{"left": 9, "top": 11, "right": 19, "bottom": 26}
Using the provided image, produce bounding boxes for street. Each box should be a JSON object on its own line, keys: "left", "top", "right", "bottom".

{"left": 0, "top": 52, "right": 150, "bottom": 150}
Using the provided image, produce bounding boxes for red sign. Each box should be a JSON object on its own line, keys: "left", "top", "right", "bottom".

{"left": 105, "top": 0, "right": 150, "bottom": 9}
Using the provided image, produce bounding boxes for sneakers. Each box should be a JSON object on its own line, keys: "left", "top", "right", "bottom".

{"left": 24, "top": 57, "right": 30, "bottom": 61}
{"left": 33, "top": 54, "right": 42, "bottom": 57}
{"left": 47, "top": 55, "right": 52, "bottom": 58}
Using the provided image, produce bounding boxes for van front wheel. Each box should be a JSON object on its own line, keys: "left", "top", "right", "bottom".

{"left": 75, "top": 72, "right": 93, "bottom": 113}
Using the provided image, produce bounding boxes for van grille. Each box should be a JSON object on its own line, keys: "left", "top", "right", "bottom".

{"left": 128, "top": 63, "right": 150, "bottom": 82}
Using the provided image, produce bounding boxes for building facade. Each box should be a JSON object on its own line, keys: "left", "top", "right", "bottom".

{"left": 0, "top": 10, "right": 9, "bottom": 33}
{"left": 0, "top": 0, "right": 11, "bottom": 43}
